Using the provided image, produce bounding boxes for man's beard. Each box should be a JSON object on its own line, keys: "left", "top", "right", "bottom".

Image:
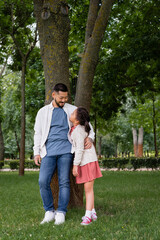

{"left": 55, "top": 98, "right": 64, "bottom": 108}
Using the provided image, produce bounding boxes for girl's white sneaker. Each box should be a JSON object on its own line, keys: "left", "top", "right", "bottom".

{"left": 82, "top": 212, "right": 97, "bottom": 221}
{"left": 91, "top": 212, "right": 97, "bottom": 221}
{"left": 81, "top": 216, "right": 92, "bottom": 225}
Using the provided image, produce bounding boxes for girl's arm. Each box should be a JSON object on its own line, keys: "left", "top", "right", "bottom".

{"left": 73, "top": 128, "right": 86, "bottom": 166}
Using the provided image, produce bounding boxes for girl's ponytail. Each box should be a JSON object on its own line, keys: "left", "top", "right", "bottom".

{"left": 84, "top": 121, "right": 91, "bottom": 135}
{"left": 76, "top": 107, "right": 91, "bottom": 134}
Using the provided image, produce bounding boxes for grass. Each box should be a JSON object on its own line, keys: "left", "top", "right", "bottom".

{"left": 0, "top": 171, "right": 160, "bottom": 240}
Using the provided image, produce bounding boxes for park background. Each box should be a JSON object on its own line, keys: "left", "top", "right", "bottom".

{"left": 0, "top": 1, "right": 160, "bottom": 239}
{"left": 0, "top": 0, "right": 160, "bottom": 172}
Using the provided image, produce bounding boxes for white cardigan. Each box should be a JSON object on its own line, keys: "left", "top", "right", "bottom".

{"left": 33, "top": 102, "right": 95, "bottom": 158}
{"left": 71, "top": 125, "right": 97, "bottom": 166}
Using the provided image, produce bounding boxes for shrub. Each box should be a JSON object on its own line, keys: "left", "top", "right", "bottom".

{"left": 0, "top": 161, "right": 4, "bottom": 169}
{"left": 145, "top": 157, "right": 159, "bottom": 169}
{"left": 25, "top": 160, "right": 39, "bottom": 169}
{"left": 10, "top": 160, "right": 19, "bottom": 169}
{"left": 101, "top": 157, "right": 160, "bottom": 170}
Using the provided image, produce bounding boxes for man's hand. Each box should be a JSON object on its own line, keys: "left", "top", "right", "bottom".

{"left": 34, "top": 155, "right": 41, "bottom": 166}
{"left": 84, "top": 137, "right": 93, "bottom": 149}
{"left": 72, "top": 165, "right": 79, "bottom": 177}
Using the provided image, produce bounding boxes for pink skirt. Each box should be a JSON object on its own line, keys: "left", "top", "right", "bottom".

{"left": 76, "top": 161, "right": 102, "bottom": 184}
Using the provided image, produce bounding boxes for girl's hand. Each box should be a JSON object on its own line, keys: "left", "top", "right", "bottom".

{"left": 72, "top": 165, "right": 79, "bottom": 177}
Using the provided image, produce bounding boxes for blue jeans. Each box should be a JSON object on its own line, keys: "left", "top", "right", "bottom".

{"left": 39, "top": 153, "right": 73, "bottom": 214}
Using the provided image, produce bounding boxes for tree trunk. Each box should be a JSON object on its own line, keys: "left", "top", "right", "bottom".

{"left": 15, "top": 130, "right": 20, "bottom": 158}
{"left": 0, "top": 57, "right": 8, "bottom": 163}
{"left": 50, "top": 168, "right": 84, "bottom": 209}
{"left": 138, "top": 127, "right": 143, "bottom": 157}
{"left": 115, "top": 144, "right": 118, "bottom": 158}
{"left": 0, "top": 121, "right": 4, "bottom": 162}
{"left": 75, "top": 0, "right": 114, "bottom": 111}
{"left": 94, "top": 111, "right": 97, "bottom": 146}
{"left": 132, "top": 128, "right": 138, "bottom": 157}
{"left": 33, "top": 0, "right": 84, "bottom": 208}
{"left": 19, "top": 61, "right": 26, "bottom": 176}
{"left": 152, "top": 98, "right": 158, "bottom": 157}
{"left": 33, "top": 0, "right": 71, "bottom": 104}
{"left": 98, "top": 136, "right": 102, "bottom": 157}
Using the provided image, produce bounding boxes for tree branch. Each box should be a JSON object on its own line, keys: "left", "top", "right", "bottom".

{"left": 85, "top": 0, "right": 100, "bottom": 48}
{"left": 89, "top": 0, "right": 115, "bottom": 54}
{"left": 26, "top": 25, "right": 38, "bottom": 60}
{"left": 10, "top": 3, "right": 24, "bottom": 58}
{"left": 0, "top": 56, "right": 8, "bottom": 78}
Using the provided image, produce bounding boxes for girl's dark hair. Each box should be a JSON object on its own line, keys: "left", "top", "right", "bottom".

{"left": 76, "top": 107, "right": 91, "bottom": 134}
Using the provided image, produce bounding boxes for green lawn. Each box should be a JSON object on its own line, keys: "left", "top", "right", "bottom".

{"left": 0, "top": 171, "right": 160, "bottom": 240}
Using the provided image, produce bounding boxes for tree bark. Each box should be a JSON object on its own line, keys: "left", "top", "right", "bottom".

{"left": 15, "top": 130, "right": 20, "bottom": 158}
{"left": 0, "top": 58, "right": 7, "bottom": 163}
{"left": 94, "top": 111, "right": 97, "bottom": 146}
{"left": 33, "top": 0, "right": 71, "bottom": 104}
{"left": 0, "top": 121, "right": 4, "bottom": 162}
{"left": 19, "top": 61, "right": 26, "bottom": 176}
{"left": 85, "top": 0, "right": 100, "bottom": 46}
{"left": 75, "top": 0, "right": 114, "bottom": 110}
{"left": 132, "top": 128, "right": 138, "bottom": 157}
{"left": 152, "top": 98, "right": 158, "bottom": 157}
{"left": 98, "top": 136, "right": 102, "bottom": 157}
{"left": 138, "top": 127, "right": 143, "bottom": 157}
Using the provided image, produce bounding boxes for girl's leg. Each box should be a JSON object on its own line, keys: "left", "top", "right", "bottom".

{"left": 84, "top": 180, "right": 94, "bottom": 211}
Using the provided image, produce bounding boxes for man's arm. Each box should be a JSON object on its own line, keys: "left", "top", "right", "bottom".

{"left": 33, "top": 110, "right": 42, "bottom": 166}
{"left": 88, "top": 122, "right": 95, "bottom": 142}
{"left": 34, "top": 155, "right": 41, "bottom": 166}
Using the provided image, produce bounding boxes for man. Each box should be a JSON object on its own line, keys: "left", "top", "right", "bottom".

{"left": 33, "top": 83, "right": 94, "bottom": 225}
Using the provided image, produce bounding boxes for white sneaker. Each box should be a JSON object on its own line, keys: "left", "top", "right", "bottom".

{"left": 40, "top": 211, "right": 55, "bottom": 224}
{"left": 54, "top": 212, "right": 65, "bottom": 225}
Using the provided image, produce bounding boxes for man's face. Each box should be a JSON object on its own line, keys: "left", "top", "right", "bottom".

{"left": 52, "top": 91, "right": 68, "bottom": 108}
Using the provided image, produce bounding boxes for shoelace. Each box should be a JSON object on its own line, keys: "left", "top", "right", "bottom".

{"left": 82, "top": 216, "right": 91, "bottom": 223}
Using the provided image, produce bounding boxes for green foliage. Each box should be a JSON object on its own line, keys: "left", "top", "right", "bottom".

{"left": 1, "top": 66, "right": 44, "bottom": 158}
{"left": 0, "top": 0, "right": 35, "bottom": 70}
{"left": 101, "top": 157, "right": 160, "bottom": 170}
{"left": 68, "top": 0, "right": 90, "bottom": 97}
{"left": 91, "top": 0, "right": 160, "bottom": 121}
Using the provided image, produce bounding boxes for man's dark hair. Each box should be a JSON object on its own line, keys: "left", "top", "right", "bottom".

{"left": 53, "top": 83, "right": 68, "bottom": 92}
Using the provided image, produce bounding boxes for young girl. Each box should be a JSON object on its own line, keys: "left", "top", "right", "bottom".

{"left": 69, "top": 107, "right": 102, "bottom": 226}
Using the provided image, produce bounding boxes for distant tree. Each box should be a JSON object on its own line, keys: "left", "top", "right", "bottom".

{"left": 0, "top": 0, "right": 37, "bottom": 175}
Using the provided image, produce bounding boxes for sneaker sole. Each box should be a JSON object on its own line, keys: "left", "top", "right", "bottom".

{"left": 54, "top": 221, "right": 65, "bottom": 225}
{"left": 81, "top": 222, "right": 92, "bottom": 226}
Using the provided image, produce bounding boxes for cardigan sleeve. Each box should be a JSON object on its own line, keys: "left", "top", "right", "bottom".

{"left": 73, "top": 127, "right": 87, "bottom": 166}
{"left": 33, "top": 110, "right": 42, "bottom": 156}
{"left": 88, "top": 122, "right": 95, "bottom": 141}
